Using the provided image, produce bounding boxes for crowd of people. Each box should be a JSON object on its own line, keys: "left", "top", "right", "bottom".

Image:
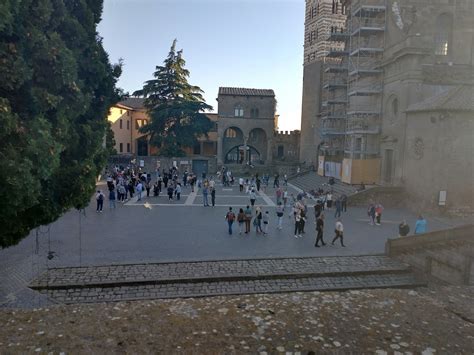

{"left": 96, "top": 166, "right": 426, "bottom": 242}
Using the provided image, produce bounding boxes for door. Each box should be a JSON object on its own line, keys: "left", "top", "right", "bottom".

{"left": 137, "top": 138, "right": 148, "bottom": 156}
{"left": 383, "top": 149, "right": 393, "bottom": 184}
{"left": 192, "top": 159, "right": 208, "bottom": 178}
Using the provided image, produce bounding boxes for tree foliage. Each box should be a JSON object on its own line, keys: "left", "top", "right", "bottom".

{"left": 133, "top": 40, "right": 213, "bottom": 157}
{"left": 0, "top": 0, "right": 122, "bottom": 248}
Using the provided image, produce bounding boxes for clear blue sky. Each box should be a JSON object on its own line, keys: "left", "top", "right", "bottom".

{"left": 98, "top": 0, "right": 304, "bottom": 131}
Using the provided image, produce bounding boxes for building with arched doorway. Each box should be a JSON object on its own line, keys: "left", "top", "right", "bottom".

{"left": 217, "top": 87, "right": 277, "bottom": 166}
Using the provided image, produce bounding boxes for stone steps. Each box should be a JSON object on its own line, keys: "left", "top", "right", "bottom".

{"left": 290, "top": 172, "right": 358, "bottom": 197}
{"left": 30, "top": 255, "right": 424, "bottom": 304}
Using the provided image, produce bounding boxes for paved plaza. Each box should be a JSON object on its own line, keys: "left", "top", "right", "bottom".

{"left": 0, "top": 179, "right": 459, "bottom": 308}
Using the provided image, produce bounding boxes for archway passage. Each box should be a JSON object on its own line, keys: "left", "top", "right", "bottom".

{"left": 248, "top": 128, "right": 267, "bottom": 163}
{"left": 225, "top": 145, "right": 262, "bottom": 165}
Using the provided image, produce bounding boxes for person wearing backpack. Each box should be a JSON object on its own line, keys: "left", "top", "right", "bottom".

{"left": 237, "top": 208, "right": 246, "bottom": 234}
{"left": 96, "top": 190, "right": 104, "bottom": 212}
{"left": 225, "top": 207, "right": 236, "bottom": 235}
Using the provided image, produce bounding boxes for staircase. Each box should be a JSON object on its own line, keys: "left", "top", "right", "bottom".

{"left": 30, "top": 255, "right": 424, "bottom": 304}
{"left": 290, "top": 172, "right": 358, "bottom": 197}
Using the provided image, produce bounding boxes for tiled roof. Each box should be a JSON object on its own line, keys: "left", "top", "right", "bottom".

{"left": 117, "top": 97, "right": 145, "bottom": 110}
{"left": 218, "top": 87, "right": 275, "bottom": 97}
{"left": 406, "top": 86, "right": 474, "bottom": 113}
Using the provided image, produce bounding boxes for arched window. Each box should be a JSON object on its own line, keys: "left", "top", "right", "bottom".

{"left": 434, "top": 13, "right": 453, "bottom": 56}
{"left": 225, "top": 128, "right": 238, "bottom": 138}
{"left": 234, "top": 105, "right": 244, "bottom": 117}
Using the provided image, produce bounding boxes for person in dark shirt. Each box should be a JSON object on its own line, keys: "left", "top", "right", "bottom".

{"left": 315, "top": 213, "right": 326, "bottom": 247}
{"left": 399, "top": 220, "right": 410, "bottom": 237}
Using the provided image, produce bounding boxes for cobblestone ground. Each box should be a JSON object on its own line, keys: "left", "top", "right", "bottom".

{"left": 0, "top": 286, "right": 472, "bottom": 354}
{"left": 32, "top": 255, "right": 409, "bottom": 287}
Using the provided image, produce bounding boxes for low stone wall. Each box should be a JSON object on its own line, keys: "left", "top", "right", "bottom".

{"left": 348, "top": 186, "right": 407, "bottom": 207}
{"left": 385, "top": 225, "right": 474, "bottom": 285}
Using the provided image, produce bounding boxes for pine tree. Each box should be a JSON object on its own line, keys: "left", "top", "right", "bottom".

{"left": 0, "top": 0, "right": 121, "bottom": 248}
{"left": 134, "top": 40, "right": 213, "bottom": 157}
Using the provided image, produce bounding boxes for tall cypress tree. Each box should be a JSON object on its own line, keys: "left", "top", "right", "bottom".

{"left": 134, "top": 40, "right": 213, "bottom": 157}
{"left": 0, "top": 0, "right": 122, "bottom": 248}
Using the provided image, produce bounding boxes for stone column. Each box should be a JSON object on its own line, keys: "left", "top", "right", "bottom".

{"left": 243, "top": 137, "right": 248, "bottom": 165}
{"left": 217, "top": 136, "right": 223, "bottom": 165}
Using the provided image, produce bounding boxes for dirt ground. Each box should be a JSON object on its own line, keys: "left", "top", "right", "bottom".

{"left": 1, "top": 286, "right": 473, "bottom": 354}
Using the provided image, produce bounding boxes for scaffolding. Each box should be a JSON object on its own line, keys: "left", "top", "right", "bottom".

{"left": 345, "top": 0, "right": 386, "bottom": 159}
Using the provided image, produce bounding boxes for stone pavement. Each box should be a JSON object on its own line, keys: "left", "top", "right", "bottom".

{"left": 0, "top": 178, "right": 461, "bottom": 308}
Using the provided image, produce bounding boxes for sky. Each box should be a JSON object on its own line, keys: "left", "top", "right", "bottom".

{"left": 98, "top": 0, "right": 305, "bottom": 131}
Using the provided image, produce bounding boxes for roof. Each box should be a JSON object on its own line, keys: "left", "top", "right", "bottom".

{"left": 218, "top": 87, "right": 275, "bottom": 97}
{"left": 406, "top": 86, "right": 474, "bottom": 113}
{"left": 117, "top": 97, "right": 145, "bottom": 110}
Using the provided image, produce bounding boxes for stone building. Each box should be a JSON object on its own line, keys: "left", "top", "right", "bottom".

{"left": 300, "top": 0, "right": 347, "bottom": 165}
{"left": 216, "top": 87, "right": 277, "bottom": 166}
{"left": 308, "top": 0, "right": 474, "bottom": 213}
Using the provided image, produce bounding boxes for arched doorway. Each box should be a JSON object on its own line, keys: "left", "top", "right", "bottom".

{"left": 225, "top": 145, "right": 262, "bottom": 165}
{"left": 222, "top": 126, "right": 244, "bottom": 163}
{"left": 248, "top": 128, "right": 267, "bottom": 163}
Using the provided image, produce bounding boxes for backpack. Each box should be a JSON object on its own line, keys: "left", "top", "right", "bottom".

{"left": 98, "top": 194, "right": 104, "bottom": 202}
{"left": 227, "top": 212, "right": 235, "bottom": 222}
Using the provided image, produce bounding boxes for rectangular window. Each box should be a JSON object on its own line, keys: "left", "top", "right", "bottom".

{"left": 119, "top": 119, "right": 123, "bottom": 129}
{"left": 127, "top": 120, "right": 130, "bottom": 130}
{"left": 193, "top": 143, "right": 201, "bottom": 155}
{"left": 435, "top": 35, "right": 449, "bottom": 56}
{"left": 119, "top": 143, "right": 123, "bottom": 153}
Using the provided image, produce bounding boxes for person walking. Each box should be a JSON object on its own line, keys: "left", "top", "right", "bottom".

{"left": 118, "top": 183, "right": 126, "bottom": 203}
{"left": 225, "top": 207, "right": 236, "bottom": 235}
{"left": 249, "top": 189, "right": 257, "bottom": 207}
{"left": 399, "top": 220, "right": 410, "bottom": 237}
{"left": 255, "top": 207, "right": 263, "bottom": 234}
{"left": 237, "top": 208, "right": 246, "bottom": 234}
{"left": 256, "top": 177, "right": 261, "bottom": 191}
{"left": 341, "top": 193, "right": 348, "bottom": 212}
{"left": 211, "top": 187, "right": 216, "bottom": 207}
{"left": 167, "top": 185, "right": 174, "bottom": 200}
{"left": 239, "top": 177, "right": 244, "bottom": 192}
{"left": 202, "top": 185, "right": 209, "bottom": 207}
{"left": 244, "top": 205, "right": 252, "bottom": 234}
{"left": 276, "top": 202, "right": 284, "bottom": 230}
{"left": 96, "top": 190, "right": 104, "bottom": 212}
{"left": 414, "top": 215, "right": 427, "bottom": 234}
{"left": 326, "top": 192, "right": 333, "bottom": 209}
{"left": 332, "top": 219, "right": 345, "bottom": 247}
{"left": 109, "top": 189, "right": 116, "bottom": 209}
{"left": 145, "top": 181, "right": 151, "bottom": 197}
{"left": 367, "top": 202, "right": 376, "bottom": 225}
{"left": 315, "top": 213, "right": 326, "bottom": 247}
{"left": 314, "top": 200, "right": 323, "bottom": 219}
{"left": 175, "top": 183, "right": 182, "bottom": 201}
{"left": 294, "top": 211, "right": 302, "bottom": 238}
{"left": 262, "top": 211, "right": 269, "bottom": 236}
{"left": 136, "top": 181, "right": 143, "bottom": 201}
{"left": 334, "top": 197, "right": 342, "bottom": 218}
{"left": 283, "top": 189, "right": 288, "bottom": 207}
{"left": 375, "top": 203, "right": 384, "bottom": 225}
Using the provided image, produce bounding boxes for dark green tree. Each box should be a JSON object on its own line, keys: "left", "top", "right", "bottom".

{"left": 133, "top": 40, "right": 213, "bottom": 157}
{"left": 0, "top": 0, "right": 122, "bottom": 248}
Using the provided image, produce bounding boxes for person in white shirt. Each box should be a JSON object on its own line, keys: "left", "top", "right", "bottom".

{"left": 239, "top": 177, "right": 244, "bottom": 192}
{"left": 332, "top": 219, "right": 345, "bottom": 247}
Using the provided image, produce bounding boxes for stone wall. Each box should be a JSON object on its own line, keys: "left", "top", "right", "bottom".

{"left": 385, "top": 225, "right": 474, "bottom": 285}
